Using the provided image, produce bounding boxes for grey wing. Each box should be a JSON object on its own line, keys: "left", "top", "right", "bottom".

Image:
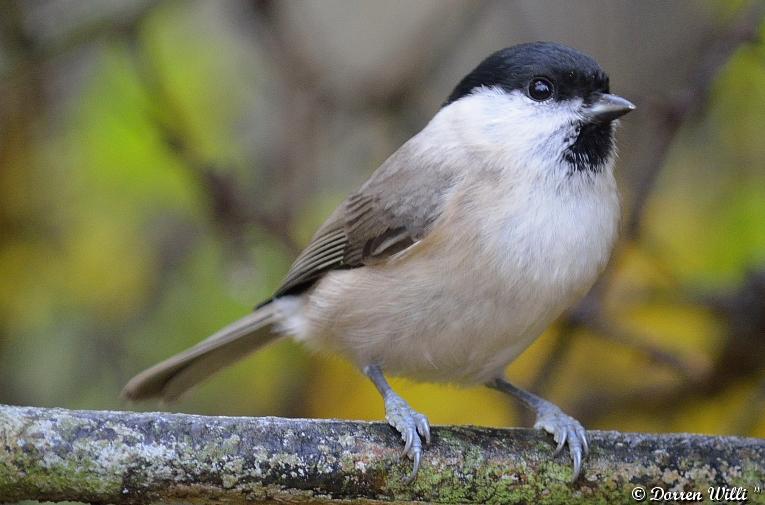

{"left": 271, "top": 192, "right": 424, "bottom": 298}
{"left": 270, "top": 146, "right": 455, "bottom": 299}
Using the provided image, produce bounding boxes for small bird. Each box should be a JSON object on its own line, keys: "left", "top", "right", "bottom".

{"left": 123, "top": 41, "right": 635, "bottom": 482}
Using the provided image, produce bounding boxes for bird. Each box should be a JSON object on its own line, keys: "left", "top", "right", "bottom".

{"left": 123, "top": 41, "right": 635, "bottom": 482}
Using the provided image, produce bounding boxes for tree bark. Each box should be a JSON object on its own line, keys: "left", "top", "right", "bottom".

{"left": 0, "top": 404, "right": 763, "bottom": 504}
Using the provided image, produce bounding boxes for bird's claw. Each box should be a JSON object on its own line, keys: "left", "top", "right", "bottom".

{"left": 415, "top": 413, "right": 431, "bottom": 444}
{"left": 533, "top": 404, "right": 588, "bottom": 481}
{"left": 384, "top": 393, "right": 430, "bottom": 482}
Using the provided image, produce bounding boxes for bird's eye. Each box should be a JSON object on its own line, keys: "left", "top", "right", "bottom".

{"left": 528, "top": 77, "right": 554, "bottom": 101}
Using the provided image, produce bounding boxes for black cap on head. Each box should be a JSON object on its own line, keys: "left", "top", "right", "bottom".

{"left": 444, "top": 42, "right": 610, "bottom": 106}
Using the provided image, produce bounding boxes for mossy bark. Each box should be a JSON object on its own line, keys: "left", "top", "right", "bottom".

{"left": 0, "top": 405, "right": 763, "bottom": 504}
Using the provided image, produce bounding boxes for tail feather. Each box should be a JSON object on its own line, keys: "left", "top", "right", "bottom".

{"left": 122, "top": 304, "right": 281, "bottom": 402}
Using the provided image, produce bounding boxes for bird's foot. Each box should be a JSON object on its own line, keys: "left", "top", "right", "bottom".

{"left": 533, "top": 402, "right": 588, "bottom": 481}
{"left": 383, "top": 392, "right": 431, "bottom": 482}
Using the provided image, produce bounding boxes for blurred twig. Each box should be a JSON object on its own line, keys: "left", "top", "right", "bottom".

{"left": 354, "top": 1, "right": 500, "bottom": 113}
{"left": 0, "top": 0, "right": 162, "bottom": 85}
{"left": 1, "top": 0, "right": 302, "bottom": 254}
{"left": 574, "top": 266, "right": 765, "bottom": 424}
{"left": 121, "top": 24, "right": 301, "bottom": 255}
{"left": 248, "top": 0, "right": 498, "bottom": 113}
{"left": 245, "top": 1, "right": 325, "bottom": 227}
{"left": 623, "top": 0, "right": 765, "bottom": 241}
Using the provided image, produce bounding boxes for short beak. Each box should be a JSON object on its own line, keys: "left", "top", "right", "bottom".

{"left": 583, "top": 93, "right": 636, "bottom": 123}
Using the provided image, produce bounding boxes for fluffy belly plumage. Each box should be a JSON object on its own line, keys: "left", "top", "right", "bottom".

{"left": 292, "top": 240, "right": 595, "bottom": 385}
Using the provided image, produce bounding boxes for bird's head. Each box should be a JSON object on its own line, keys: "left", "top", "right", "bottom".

{"left": 442, "top": 42, "right": 635, "bottom": 176}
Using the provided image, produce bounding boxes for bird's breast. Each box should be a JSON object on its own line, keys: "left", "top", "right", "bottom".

{"left": 301, "top": 174, "right": 620, "bottom": 384}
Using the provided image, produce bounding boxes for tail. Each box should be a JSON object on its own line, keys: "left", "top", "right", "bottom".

{"left": 122, "top": 303, "right": 281, "bottom": 402}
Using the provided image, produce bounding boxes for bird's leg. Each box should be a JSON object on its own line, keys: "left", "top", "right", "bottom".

{"left": 364, "top": 364, "right": 431, "bottom": 482}
{"left": 487, "top": 376, "right": 588, "bottom": 481}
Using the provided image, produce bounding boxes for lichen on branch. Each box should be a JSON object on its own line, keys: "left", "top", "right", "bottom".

{"left": 0, "top": 405, "right": 763, "bottom": 504}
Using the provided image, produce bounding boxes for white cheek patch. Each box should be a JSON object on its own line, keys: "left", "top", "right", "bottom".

{"left": 441, "top": 88, "right": 584, "bottom": 169}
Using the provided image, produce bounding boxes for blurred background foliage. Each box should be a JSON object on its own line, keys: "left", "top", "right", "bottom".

{"left": 0, "top": 0, "right": 763, "bottom": 441}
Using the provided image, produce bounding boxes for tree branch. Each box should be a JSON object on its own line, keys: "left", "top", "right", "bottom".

{"left": 1, "top": 405, "right": 763, "bottom": 504}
